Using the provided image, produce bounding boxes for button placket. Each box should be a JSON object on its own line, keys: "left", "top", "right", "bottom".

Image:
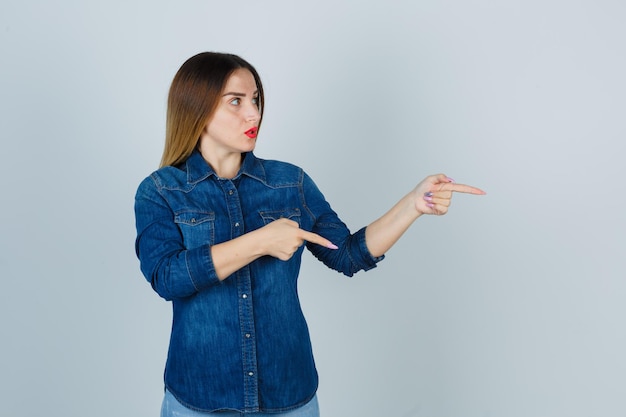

{"left": 220, "top": 179, "right": 259, "bottom": 409}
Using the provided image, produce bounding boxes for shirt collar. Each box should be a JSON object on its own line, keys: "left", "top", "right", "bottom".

{"left": 185, "top": 150, "right": 266, "bottom": 184}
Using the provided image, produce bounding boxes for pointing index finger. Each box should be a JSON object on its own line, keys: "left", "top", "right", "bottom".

{"left": 301, "top": 230, "right": 339, "bottom": 250}
{"left": 438, "top": 183, "right": 487, "bottom": 195}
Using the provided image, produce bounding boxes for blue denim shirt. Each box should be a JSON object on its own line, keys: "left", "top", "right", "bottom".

{"left": 134, "top": 150, "right": 383, "bottom": 413}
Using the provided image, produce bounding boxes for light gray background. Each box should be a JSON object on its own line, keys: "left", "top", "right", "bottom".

{"left": 1, "top": 1, "right": 624, "bottom": 416}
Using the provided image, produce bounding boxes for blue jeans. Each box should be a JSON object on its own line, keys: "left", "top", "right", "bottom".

{"left": 161, "top": 390, "right": 320, "bottom": 417}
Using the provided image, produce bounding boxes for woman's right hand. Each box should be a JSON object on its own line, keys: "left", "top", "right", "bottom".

{"left": 211, "top": 219, "right": 337, "bottom": 281}
{"left": 259, "top": 218, "right": 338, "bottom": 261}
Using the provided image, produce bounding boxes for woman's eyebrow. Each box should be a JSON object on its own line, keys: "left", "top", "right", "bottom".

{"left": 222, "top": 90, "right": 259, "bottom": 97}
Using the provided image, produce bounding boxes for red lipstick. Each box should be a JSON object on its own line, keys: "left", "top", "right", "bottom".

{"left": 245, "top": 127, "right": 258, "bottom": 138}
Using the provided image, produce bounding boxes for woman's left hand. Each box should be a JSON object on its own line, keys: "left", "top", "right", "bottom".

{"left": 413, "top": 174, "right": 486, "bottom": 216}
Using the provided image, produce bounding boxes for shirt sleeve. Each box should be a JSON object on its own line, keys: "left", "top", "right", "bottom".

{"left": 301, "top": 172, "right": 384, "bottom": 277}
{"left": 134, "top": 176, "right": 221, "bottom": 300}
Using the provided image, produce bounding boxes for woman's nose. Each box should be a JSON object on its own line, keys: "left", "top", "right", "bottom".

{"left": 245, "top": 101, "right": 260, "bottom": 121}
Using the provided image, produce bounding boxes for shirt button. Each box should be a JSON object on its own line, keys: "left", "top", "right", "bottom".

{"left": 245, "top": 333, "right": 251, "bottom": 338}
{"left": 248, "top": 372, "right": 254, "bottom": 377}
{"left": 242, "top": 294, "right": 248, "bottom": 299}
{"left": 228, "top": 190, "right": 234, "bottom": 195}
{"left": 234, "top": 222, "right": 240, "bottom": 227}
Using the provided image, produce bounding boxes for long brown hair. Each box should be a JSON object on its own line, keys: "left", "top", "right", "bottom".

{"left": 160, "top": 52, "right": 265, "bottom": 167}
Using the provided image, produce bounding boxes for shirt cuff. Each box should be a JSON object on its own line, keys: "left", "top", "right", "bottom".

{"left": 355, "top": 226, "right": 385, "bottom": 271}
{"left": 185, "top": 244, "right": 221, "bottom": 291}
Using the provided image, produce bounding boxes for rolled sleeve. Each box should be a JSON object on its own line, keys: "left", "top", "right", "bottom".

{"left": 302, "top": 173, "right": 384, "bottom": 277}
{"left": 185, "top": 244, "right": 221, "bottom": 292}
{"left": 135, "top": 177, "right": 221, "bottom": 300}
{"left": 354, "top": 226, "right": 385, "bottom": 270}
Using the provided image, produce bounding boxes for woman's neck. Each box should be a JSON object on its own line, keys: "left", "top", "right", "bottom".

{"left": 199, "top": 149, "right": 243, "bottom": 179}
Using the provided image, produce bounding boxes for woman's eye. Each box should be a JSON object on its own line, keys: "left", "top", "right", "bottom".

{"left": 252, "top": 97, "right": 259, "bottom": 106}
{"left": 230, "top": 98, "right": 241, "bottom": 106}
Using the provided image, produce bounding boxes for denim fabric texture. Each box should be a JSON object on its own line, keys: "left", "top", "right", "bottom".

{"left": 135, "top": 150, "right": 383, "bottom": 413}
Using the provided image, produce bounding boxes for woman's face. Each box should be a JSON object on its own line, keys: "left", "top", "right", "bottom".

{"left": 199, "top": 68, "right": 261, "bottom": 159}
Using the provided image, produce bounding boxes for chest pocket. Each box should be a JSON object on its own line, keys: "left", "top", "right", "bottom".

{"left": 259, "top": 208, "right": 301, "bottom": 226}
{"left": 174, "top": 211, "right": 215, "bottom": 249}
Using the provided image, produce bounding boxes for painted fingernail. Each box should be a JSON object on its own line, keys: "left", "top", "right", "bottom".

{"left": 327, "top": 243, "right": 339, "bottom": 250}
{"left": 424, "top": 192, "right": 433, "bottom": 197}
{"left": 423, "top": 195, "right": 433, "bottom": 202}
{"left": 446, "top": 177, "right": 455, "bottom": 183}
{"left": 426, "top": 203, "right": 435, "bottom": 208}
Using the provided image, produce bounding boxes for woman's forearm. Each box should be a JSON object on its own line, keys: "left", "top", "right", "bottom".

{"left": 364, "top": 192, "right": 422, "bottom": 258}
{"left": 210, "top": 230, "right": 267, "bottom": 281}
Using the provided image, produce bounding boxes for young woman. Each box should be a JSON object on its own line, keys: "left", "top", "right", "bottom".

{"left": 134, "top": 52, "right": 485, "bottom": 417}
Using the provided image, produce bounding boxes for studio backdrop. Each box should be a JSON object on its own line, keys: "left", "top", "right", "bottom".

{"left": 1, "top": 1, "right": 624, "bottom": 416}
